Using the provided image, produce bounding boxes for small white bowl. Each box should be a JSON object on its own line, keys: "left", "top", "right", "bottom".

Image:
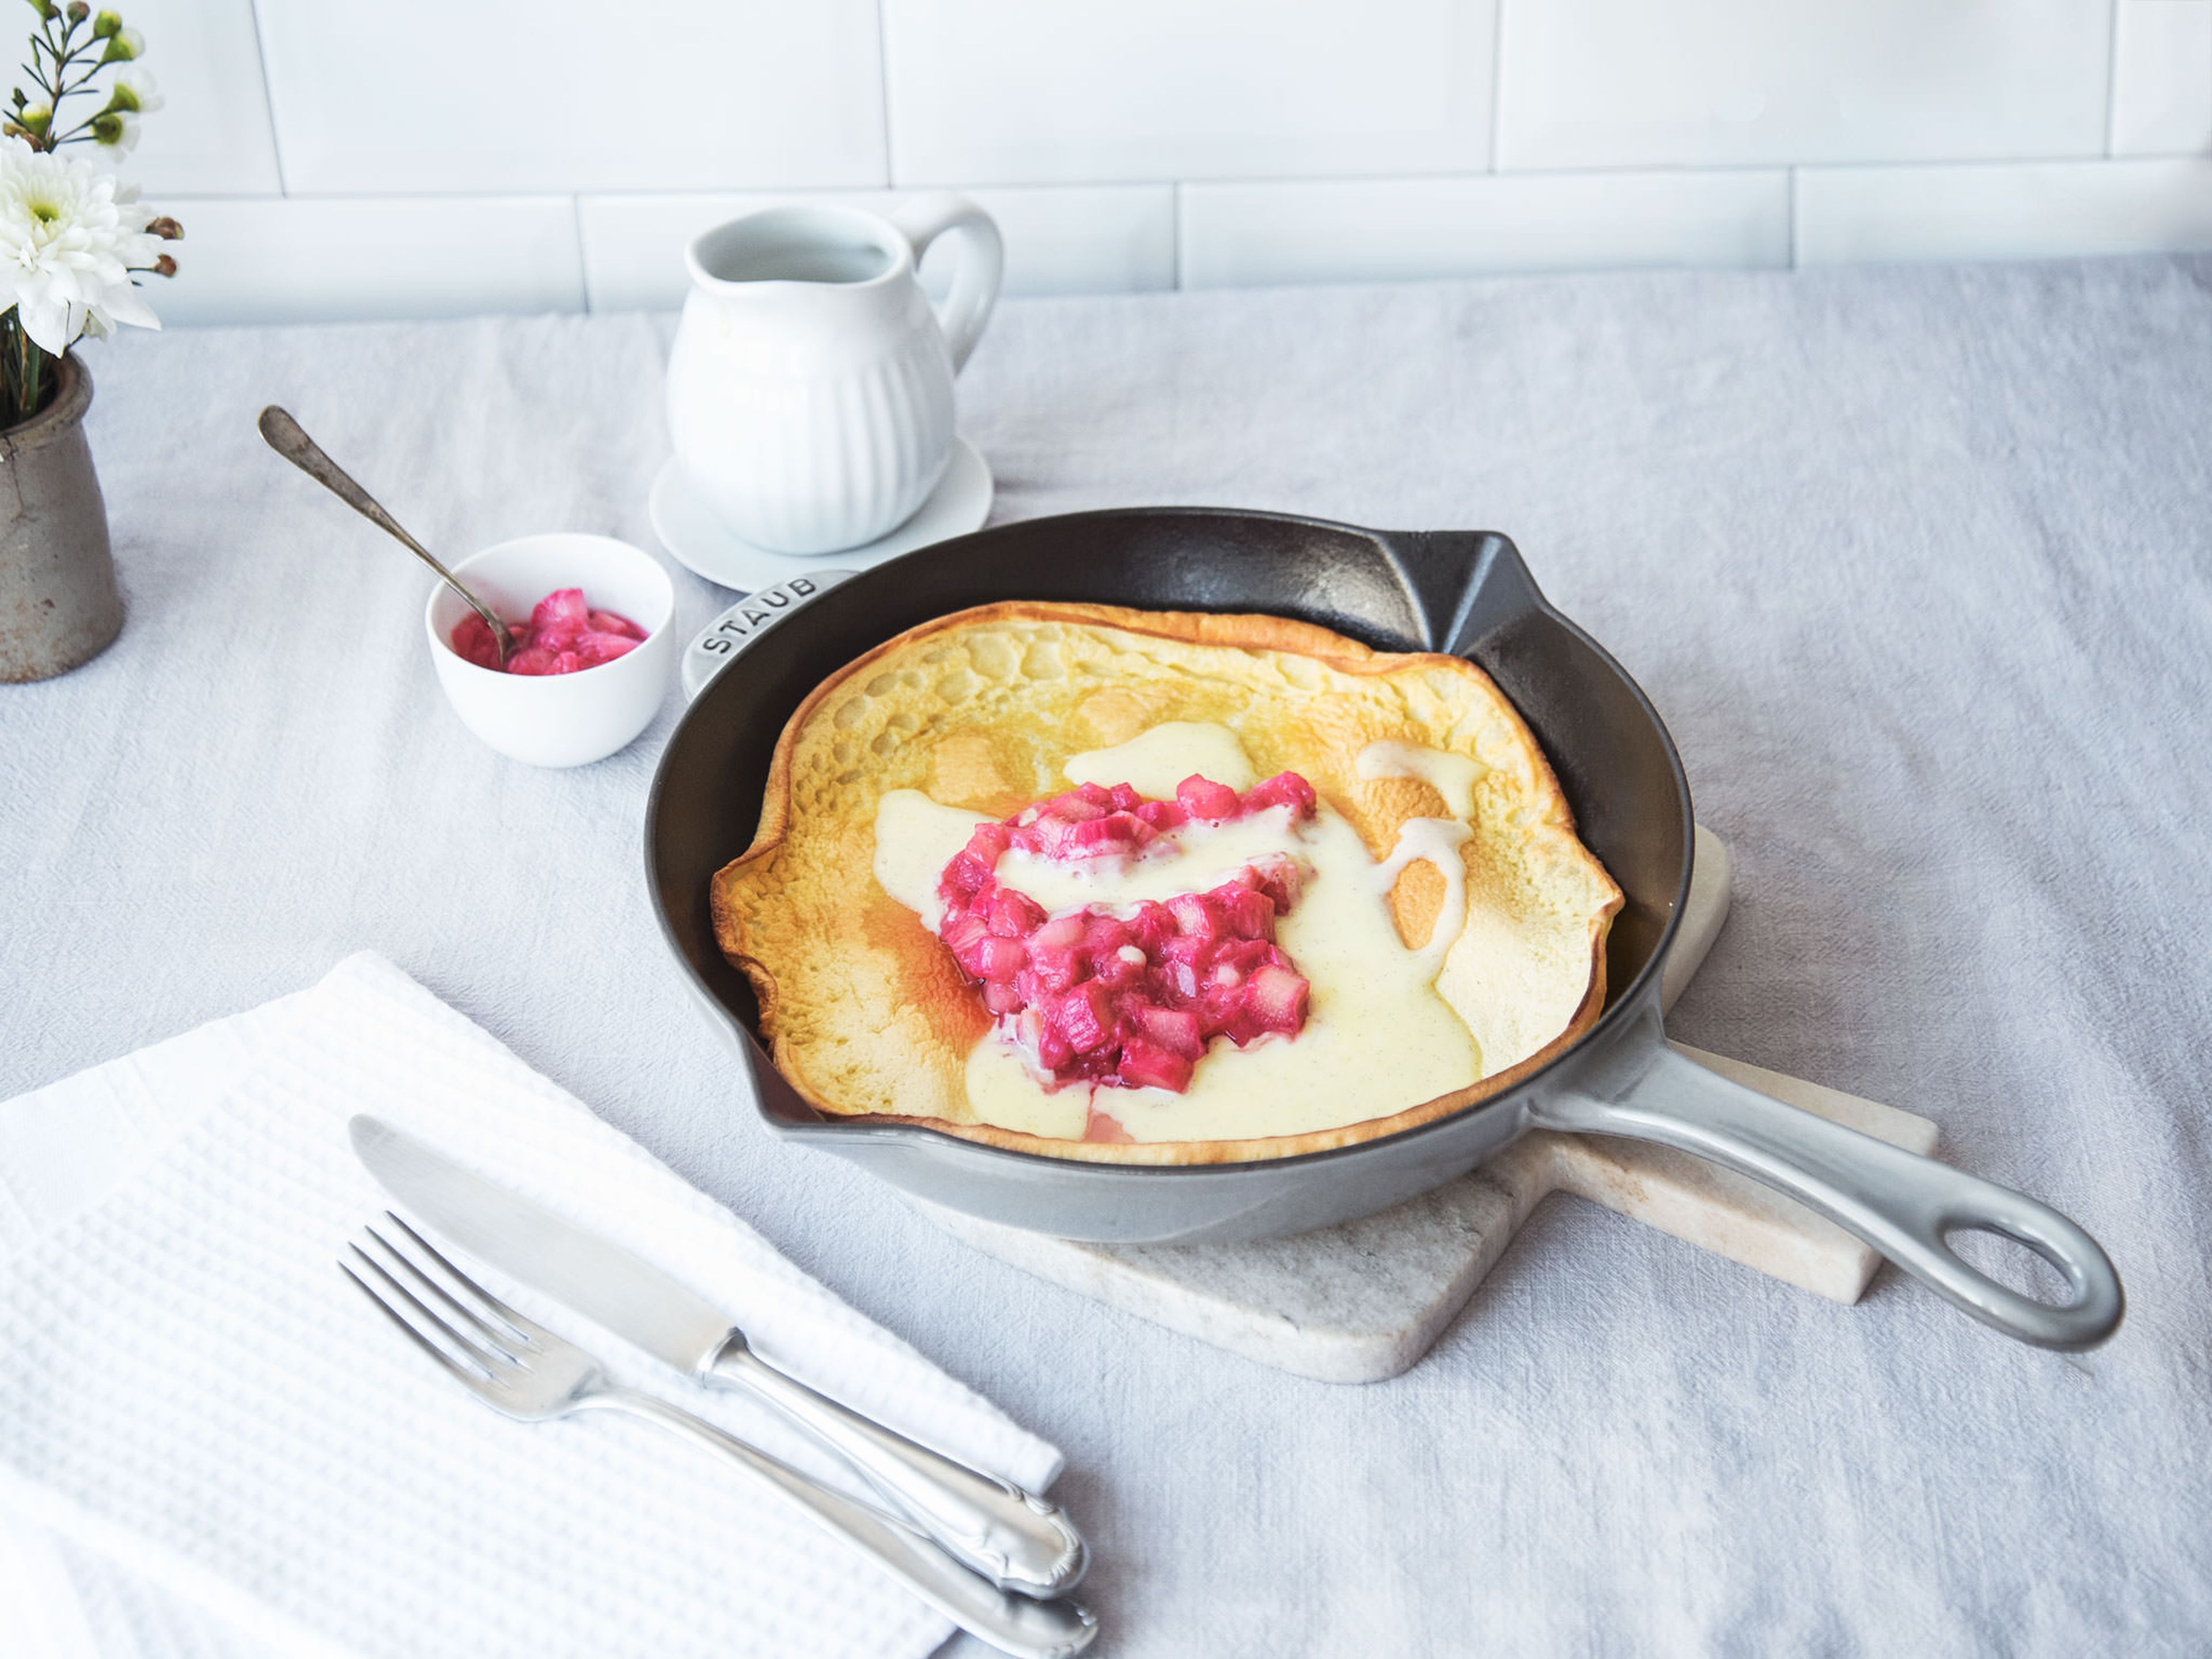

{"left": 425, "top": 533, "right": 677, "bottom": 768}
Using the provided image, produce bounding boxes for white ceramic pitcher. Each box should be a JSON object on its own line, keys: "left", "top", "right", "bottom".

{"left": 666, "top": 194, "right": 1002, "bottom": 556}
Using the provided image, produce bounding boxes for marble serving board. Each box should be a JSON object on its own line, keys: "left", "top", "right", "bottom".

{"left": 914, "top": 826, "right": 1940, "bottom": 1383}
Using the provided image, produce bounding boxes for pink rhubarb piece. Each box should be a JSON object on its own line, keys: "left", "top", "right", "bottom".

{"left": 450, "top": 587, "right": 649, "bottom": 675}
{"left": 935, "top": 775, "right": 1319, "bottom": 1098}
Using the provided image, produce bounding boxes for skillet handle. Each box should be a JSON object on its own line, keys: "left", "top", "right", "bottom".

{"left": 1532, "top": 1014, "right": 2123, "bottom": 1351}
{"left": 681, "top": 570, "right": 854, "bottom": 702}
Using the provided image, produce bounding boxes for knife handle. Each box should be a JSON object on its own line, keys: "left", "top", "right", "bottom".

{"left": 705, "top": 1334, "right": 1089, "bottom": 1599}
{"left": 591, "top": 1389, "right": 1095, "bottom": 1659}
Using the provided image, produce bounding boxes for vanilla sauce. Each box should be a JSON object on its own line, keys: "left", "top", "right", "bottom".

{"left": 873, "top": 724, "right": 1488, "bottom": 1142}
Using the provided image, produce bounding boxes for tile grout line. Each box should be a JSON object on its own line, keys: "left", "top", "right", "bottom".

{"left": 148, "top": 153, "right": 2212, "bottom": 215}
{"left": 1172, "top": 181, "right": 1185, "bottom": 290}
{"left": 242, "top": 0, "right": 290, "bottom": 195}
{"left": 571, "top": 195, "right": 593, "bottom": 315}
{"left": 2104, "top": 0, "right": 2122, "bottom": 157}
{"left": 875, "top": 0, "right": 897, "bottom": 188}
{"left": 1489, "top": 0, "right": 1508, "bottom": 171}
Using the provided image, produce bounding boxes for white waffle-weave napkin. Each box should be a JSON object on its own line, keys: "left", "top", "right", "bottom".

{"left": 0, "top": 953, "right": 1063, "bottom": 1659}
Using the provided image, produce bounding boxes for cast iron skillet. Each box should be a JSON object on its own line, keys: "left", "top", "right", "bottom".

{"left": 645, "top": 509, "right": 2122, "bottom": 1350}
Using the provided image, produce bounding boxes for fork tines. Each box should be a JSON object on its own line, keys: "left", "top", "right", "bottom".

{"left": 342, "top": 1213, "right": 540, "bottom": 1383}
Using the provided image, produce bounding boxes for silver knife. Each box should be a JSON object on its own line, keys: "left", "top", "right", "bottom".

{"left": 349, "top": 1115, "right": 1087, "bottom": 1598}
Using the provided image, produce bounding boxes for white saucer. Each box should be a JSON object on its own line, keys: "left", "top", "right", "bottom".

{"left": 647, "top": 439, "right": 993, "bottom": 592}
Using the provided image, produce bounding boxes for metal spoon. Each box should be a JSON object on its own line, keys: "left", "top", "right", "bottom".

{"left": 257, "top": 406, "right": 511, "bottom": 668}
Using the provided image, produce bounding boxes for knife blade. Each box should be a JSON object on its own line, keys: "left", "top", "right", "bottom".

{"left": 349, "top": 1115, "right": 736, "bottom": 1374}
{"left": 346, "top": 1114, "right": 1089, "bottom": 1598}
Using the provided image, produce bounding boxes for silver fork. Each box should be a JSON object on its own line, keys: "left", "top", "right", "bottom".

{"left": 342, "top": 1215, "right": 1097, "bottom": 1659}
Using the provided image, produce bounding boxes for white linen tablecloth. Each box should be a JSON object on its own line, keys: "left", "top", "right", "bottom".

{"left": 3, "top": 255, "right": 2209, "bottom": 1654}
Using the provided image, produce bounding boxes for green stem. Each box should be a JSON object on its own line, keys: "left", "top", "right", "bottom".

{"left": 1, "top": 311, "right": 54, "bottom": 429}
{"left": 35, "top": 21, "right": 108, "bottom": 147}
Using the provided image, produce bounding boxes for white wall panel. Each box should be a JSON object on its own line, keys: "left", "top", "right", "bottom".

{"left": 1180, "top": 169, "right": 1789, "bottom": 289}
{"left": 109, "top": 5, "right": 2212, "bottom": 327}
{"left": 1498, "top": 0, "right": 2113, "bottom": 171}
{"left": 2110, "top": 2, "right": 2212, "bottom": 156}
{"left": 881, "top": 0, "right": 1495, "bottom": 184}
{"left": 90, "top": 0, "right": 279, "bottom": 196}
{"left": 579, "top": 186, "right": 1175, "bottom": 312}
{"left": 1796, "top": 158, "right": 2212, "bottom": 266}
{"left": 253, "top": 0, "right": 885, "bottom": 194}
{"left": 154, "top": 198, "right": 586, "bottom": 327}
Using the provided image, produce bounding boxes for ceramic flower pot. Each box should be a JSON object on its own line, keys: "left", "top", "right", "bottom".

{"left": 0, "top": 352, "right": 120, "bottom": 683}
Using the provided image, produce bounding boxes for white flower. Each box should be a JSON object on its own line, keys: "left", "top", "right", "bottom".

{"left": 90, "top": 111, "right": 140, "bottom": 162}
{"left": 0, "top": 141, "right": 163, "bottom": 355}
{"left": 112, "top": 70, "right": 163, "bottom": 115}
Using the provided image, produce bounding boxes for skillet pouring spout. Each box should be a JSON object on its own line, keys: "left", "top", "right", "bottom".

{"left": 1531, "top": 1009, "right": 2124, "bottom": 1351}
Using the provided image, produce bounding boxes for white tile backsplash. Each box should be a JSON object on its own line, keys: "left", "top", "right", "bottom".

{"left": 579, "top": 186, "right": 1176, "bottom": 312}
{"left": 253, "top": 0, "right": 885, "bottom": 194}
{"left": 1497, "top": 0, "right": 2113, "bottom": 171}
{"left": 2111, "top": 2, "right": 2212, "bottom": 156}
{"left": 153, "top": 198, "right": 586, "bottom": 328}
{"left": 70, "top": 0, "right": 279, "bottom": 196}
{"left": 1795, "top": 158, "right": 2212, "bottom": 266}
{"left": 1181, "top": 169, "right": 1790, "bottom": 289}
{"left": 880, "top": 0, "right": 1496, "bottom": 184}
{"left": 108, "top": 6, "right": 2212, "bottom": 326}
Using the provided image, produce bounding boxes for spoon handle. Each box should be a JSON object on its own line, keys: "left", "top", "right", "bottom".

{"left": 256, "top": 406, "right": 509, "bottom": 654}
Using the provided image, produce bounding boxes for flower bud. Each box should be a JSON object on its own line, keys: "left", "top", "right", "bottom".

{"left": 65, "top": 1, "right": 87, "bottom": 22}
{"left": 147, "top": 214, "right": 180, "bottom": 240}
{"left": 153, "top": 252, "right": 175, "bottom": 277}
{"left": 25, "top": 1, "right": 59, "bottom": 21}
{"left": 97, "top": 24, "right": 139, "bottom": 61}
{"left": 18, "top": 101, "right": 50, "bottom": 134}
{"left": 92, "top": 7, "right": 119, "bottom": 36}
{"left": 105, "top": 66, "right": 158, "bottom": 115}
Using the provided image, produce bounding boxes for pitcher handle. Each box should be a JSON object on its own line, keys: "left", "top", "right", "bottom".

{"left": 892, "top": 192, "right": 1003, "bottom": 373}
